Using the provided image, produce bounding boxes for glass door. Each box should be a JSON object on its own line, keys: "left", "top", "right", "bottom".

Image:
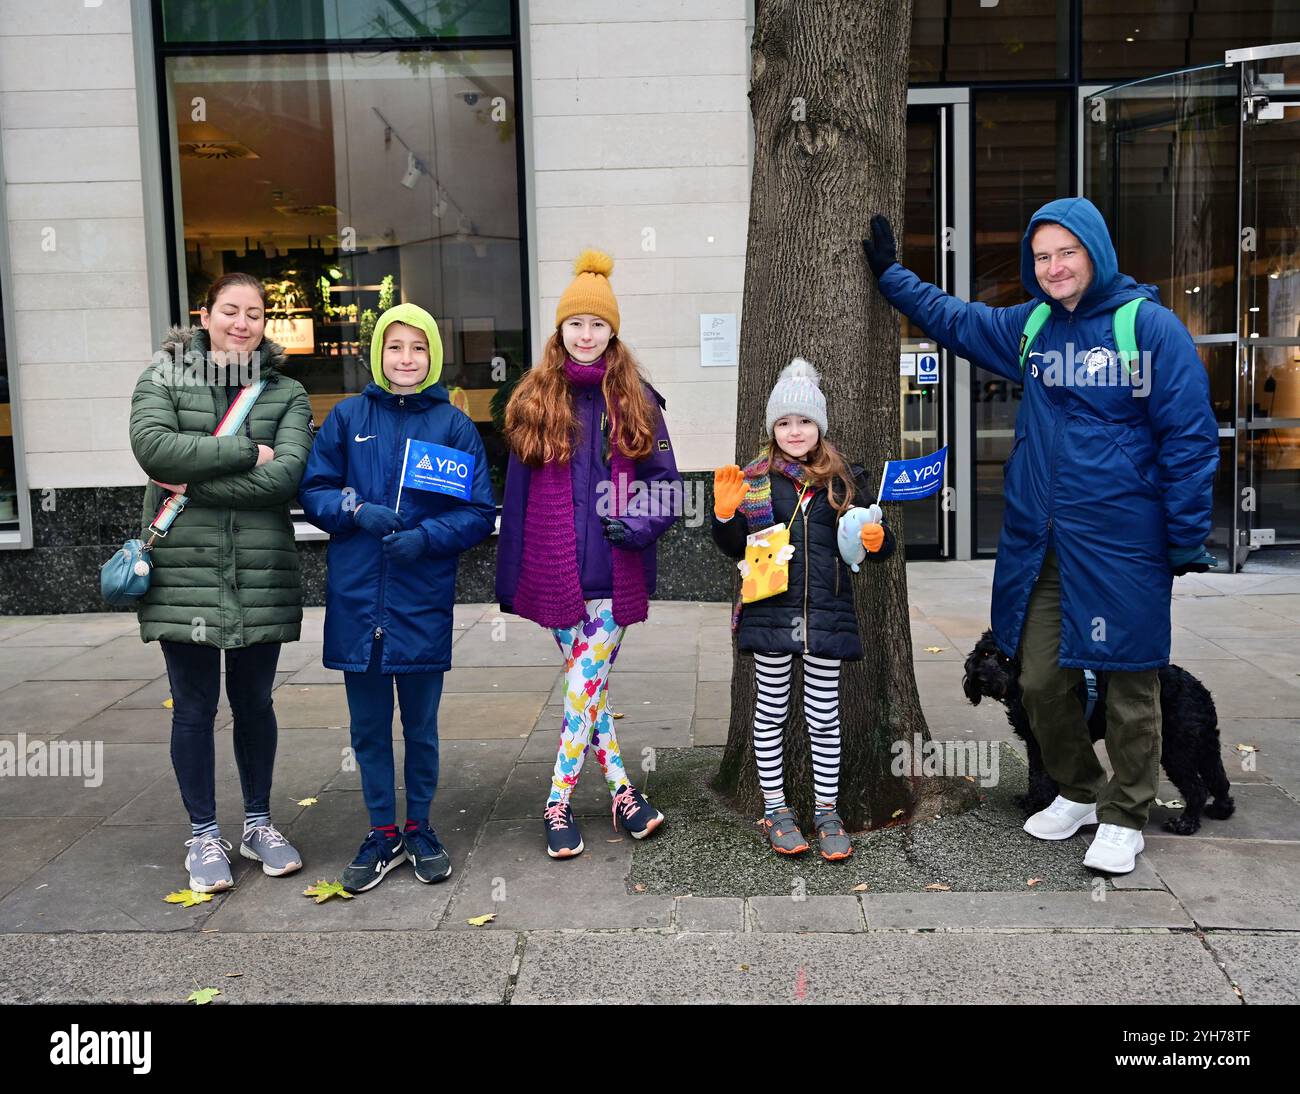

{"left": 899, "top": 102, "right": 952, "bottom": 558}
{"left": 1239, "top": 47, "right": 1300, "bottom": 563}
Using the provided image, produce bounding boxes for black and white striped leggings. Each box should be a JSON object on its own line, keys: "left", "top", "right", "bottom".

{"left": 752, "top": 652, "right": 842, "bottom": 811}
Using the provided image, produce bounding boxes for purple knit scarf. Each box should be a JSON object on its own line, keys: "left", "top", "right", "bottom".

{"left": 512, "top": 357, "right": 649, "bottom": 629}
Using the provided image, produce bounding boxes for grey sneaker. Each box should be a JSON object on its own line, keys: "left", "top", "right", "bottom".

{"left": 759, "top": 807, "right": 810, "bottom": 855}
{"left": 814, "top": 810, "right": 853, "bottom": 861}
{"left": 184, "top": 834, "right": 234, "bottom": 893}
{"left": 240, "top": 823, "right": 303, "bottom": 877}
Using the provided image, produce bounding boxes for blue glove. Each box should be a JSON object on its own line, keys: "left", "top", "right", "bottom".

{"left": 354, "top": 503, "right": 404, "bottom": 538}
{"left": 1169, "top": 544, "right": 1217, "bottom": 576}
{"left": 602, "top": 517, "right": 630, "bottom": 545}
{"left": 383, "top": 528, "right": 427, "bottom": 563}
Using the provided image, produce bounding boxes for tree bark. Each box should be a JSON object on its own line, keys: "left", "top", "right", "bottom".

{"left": 714, "top": 0, "right": 979, "bottom": 832}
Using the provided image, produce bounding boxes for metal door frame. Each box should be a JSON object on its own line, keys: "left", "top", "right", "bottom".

{"left": 907, "top": 88, "right": 971, "bottom": 559}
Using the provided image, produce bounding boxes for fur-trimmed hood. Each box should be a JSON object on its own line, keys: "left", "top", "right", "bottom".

{"left": 158, "top": 324, "right": 287, "bottom": 377}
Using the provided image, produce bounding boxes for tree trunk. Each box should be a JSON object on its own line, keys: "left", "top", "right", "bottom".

{"left": 714, "top": 0, "right": 979, "bottom": 832}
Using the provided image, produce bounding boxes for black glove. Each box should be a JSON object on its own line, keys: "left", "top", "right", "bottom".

{"left": 601, "top": 517, "right": 629, "bottom": 545}
{"left": 354, "top": 503, "right": 404, "bottom": 538}
{"left": 862, "top": 214, "right": 899, "bottom": 278}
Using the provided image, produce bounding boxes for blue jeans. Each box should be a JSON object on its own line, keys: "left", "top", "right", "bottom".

{"left": 343, "top": 638, "right": 444, "bottom": 827}
{"left": 160, "top": 640, "right": 281, "bottom": 827}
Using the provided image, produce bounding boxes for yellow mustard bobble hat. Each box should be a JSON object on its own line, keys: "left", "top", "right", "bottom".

{"left": 370, "top": 301, "right": 444, "bottom": 392}
{"left": 555, "top": 249, "right": 620, "bottom": 335}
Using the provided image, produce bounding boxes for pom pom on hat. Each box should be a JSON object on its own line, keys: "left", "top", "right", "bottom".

{"left": 573, "top": 249, "right": 614, "bottom": 278}
{"left": 779, "top": 356, "right": 820, "bottom": 385}
{"left": 765, "top": 354, "right": 828, "bottom": 437}
{"left": 556, "top": 248, "right": 621, "bottom": 334}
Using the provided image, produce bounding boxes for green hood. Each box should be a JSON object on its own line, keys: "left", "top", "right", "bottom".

{"left": 370, "top": 302, "right": 444, "bottom": 392}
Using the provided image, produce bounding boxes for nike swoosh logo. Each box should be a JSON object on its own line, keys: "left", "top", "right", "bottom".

{"left": 1028, "top": 352, "right": 1049, "bottom": 359}
{"left": 354, "top": 434, "right": 377, "bottom": 443}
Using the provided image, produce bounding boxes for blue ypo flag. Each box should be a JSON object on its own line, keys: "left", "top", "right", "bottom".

{"left": 877, "top": 446, "right": 947, "bottom": 502}
{"left": 396, "top": 439, "right": 475, "bottom": 510}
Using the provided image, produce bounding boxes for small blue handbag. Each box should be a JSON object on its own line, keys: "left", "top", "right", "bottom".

{"left": 100, "top": 537, "right": 156, "bottom": 607}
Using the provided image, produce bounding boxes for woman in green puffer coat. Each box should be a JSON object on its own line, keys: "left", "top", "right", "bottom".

{"left": 128, "top": 272, "right": 313, "bottom": 894}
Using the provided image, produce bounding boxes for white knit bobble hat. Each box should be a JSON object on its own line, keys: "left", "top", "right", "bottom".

{"left": 765, "top": 357, "right": 827, "bottom": 437}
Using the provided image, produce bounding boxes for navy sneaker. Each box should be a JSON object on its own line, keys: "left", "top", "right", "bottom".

{"left": 403, "top": 821, "right": 452, "bottom": 884}
{"left": 612, "top": 784, "right": 664, "bottom": 839}
{"left": 341, "top": 829, "right": 407, "bottom": 894}
{"left": 543, "top": 799, "right": 584, "bottom": 859}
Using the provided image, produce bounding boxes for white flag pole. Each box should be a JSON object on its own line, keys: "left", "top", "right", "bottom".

{"left": 396, "top": 438, "right": 411, "bottom": 514}
{"left": 877, "top": 460, "right": 889, "bottom": 506}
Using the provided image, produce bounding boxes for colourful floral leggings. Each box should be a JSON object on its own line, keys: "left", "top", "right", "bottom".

{"left": 547, "top": 599, "right": 629, "bottom": 803}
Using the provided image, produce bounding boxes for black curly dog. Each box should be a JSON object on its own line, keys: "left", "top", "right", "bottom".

{"left": 962, "top": 630, "right": 1235, "bottom": 834}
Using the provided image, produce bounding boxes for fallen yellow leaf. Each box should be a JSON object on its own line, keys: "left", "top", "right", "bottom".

{"left": 466, "top": 913, "right": 497, "bottom": 927}
{"left": 162, "top": 698, "right": 174, "bottom": 709}
{"left": 302, "top": 880, "right": 353, "bottom": 903}
{"left": 1027, "top": 878, "right": 1043, "bottom": 887}
{"left": 851, "top": 883, "right": 869, "bottom": 892}
{"left": 890, "top": 809, "right": 904, "bottom": 819}
{"left": 924, "top": 883, "right": 951, "bottom": 892}
{"left": 1234, "top": 744, "right": 1259, "bottom": 753}
{"left": 164, "top": 889, "right": 213, "bottom": 908}
{"left": 187, "top": 987, "right": 221, "bottom": 1005}
{"left": 294, "top": 796, "right": 319, "bottom": 807}
{"left": 924, "top": 646, "right": 946, "bottom": 654}
{"left": 633, "top": 883, "right": 647, "bottom": 893}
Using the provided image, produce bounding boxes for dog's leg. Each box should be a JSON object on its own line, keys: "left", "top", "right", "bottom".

{"left": 1201, "top": 742, "right": 1236, "bottom": 821}
{"left": 1160, "top": 748, "right": 1207, "bottom": 835}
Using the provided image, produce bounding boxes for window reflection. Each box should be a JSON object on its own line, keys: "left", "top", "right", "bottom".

{"left": 167, "top": 50, "right": 524, "bottom": 498}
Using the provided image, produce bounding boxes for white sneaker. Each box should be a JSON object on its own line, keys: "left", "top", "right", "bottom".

{"left": 1023, "top": 795, "right": 1098, "bottom": 840}
{"left": 1083, "top": 823, "right": 1145, "bottom": 874}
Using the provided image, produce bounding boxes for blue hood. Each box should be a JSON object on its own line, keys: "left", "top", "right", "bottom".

{"left": 1020, "top": 197, "right": 1161, "bottom": 316}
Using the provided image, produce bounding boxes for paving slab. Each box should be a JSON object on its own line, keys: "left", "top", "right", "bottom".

{"left": 203, "top": 787, "right": 495, "bottom": 932}
{"left": 491, "top": 760, "right": 622, "bottom": 819}
{"left": 104, "top": 728, "right": 349, "bottom": 828}
{"left": 0, "top": 930, "right": 517, "bottom": 1003}
{"left": 266, "top": 684, "right": 350, "bottom": 729}
{"left": 1148, "top": 782, "right": 1300, "bottom": 841}
{"left": 0, "top": 823, "right": 258, "bottom": 932}
{"left": 0, "top": 617, "right": 139, "bottom": 648}
{"left": 1204, "top": 932, "right": 1300, "bottom": 1005}
{"left": 438, "top": 691, "right": 548, "bottom": 739}
{"left": 447, "top": 623, "right": 563, "bottom": 667}
{"left": 30, "top": 635, "right": 167, "bottom": 681}
{"left": 441, "top": 820, "right": 673, "bottom": 930}
{"left": 749, "top": 895, "right": 864, "bottom": 932}
{"left": 0, "top": 816, "right": 100, "bottom": 900}
{"left": 3, "top": 678, "right": 155, "bottom": 734}
{"left": 1143, "top": 838, "right": 1300, "bottom": 930}
{"left": 1170, "top": 660, "right": 1300, "bottom": 719}
{"left": 675, "top": 896, "right": 744, "bottom": 932}
{"left": 62, "top": 704, "right": 178, "bottom": 744}
{"left": 511, "top": 931, "right": 1235, "bottom": 1004}
{"left": 443, "top": 666, "right": 559, "bottom": 693}
{"left": 859, "top": 889, "right": 1192, "bottom": 929}
{"left": 693, "top": 717, "right": 729, "bottom": 745}
{"left": 0, "top": 741, "right": 173, "bottom": 819}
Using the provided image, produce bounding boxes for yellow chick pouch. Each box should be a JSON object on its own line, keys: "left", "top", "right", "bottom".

{"left": 741, "top": 484, "right": 809, "bottom": 604}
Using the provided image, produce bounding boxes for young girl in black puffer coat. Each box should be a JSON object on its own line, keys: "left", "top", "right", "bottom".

{"left": 711, "top": 358, "right": 895, "bottom": 862}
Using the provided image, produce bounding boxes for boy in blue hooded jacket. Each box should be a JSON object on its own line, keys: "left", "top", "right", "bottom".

{"left": 864, "top": 198, "right": 1218, "bottom": 876}
{"left": 299, "top": 303, "right": 496, "bottom": 892}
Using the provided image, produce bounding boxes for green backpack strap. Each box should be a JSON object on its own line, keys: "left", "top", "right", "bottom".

{"left": 1113, "top": 298, "right": 1142, "bottom": 376}
{"left": 1017, "top": 302, "right": 1052, "bottom": 371}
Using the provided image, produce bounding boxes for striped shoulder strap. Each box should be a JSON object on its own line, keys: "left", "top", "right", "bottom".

{"left": 1017, "top": 302, "right": 1052, "bottom": 371}
{"left": 1113, "top": 298, "right": 1142, "bottom": 376}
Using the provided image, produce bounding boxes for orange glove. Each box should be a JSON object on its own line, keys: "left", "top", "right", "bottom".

{"left": 713, "top": 465, "right": 748, "bottom": 520}
{"left": 860, "top": 522, "right": 885, "bottom": 554}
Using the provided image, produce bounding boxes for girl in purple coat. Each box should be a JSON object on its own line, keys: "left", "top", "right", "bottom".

{"left": 497, "top": 251, "right": 681, "bottom": 859}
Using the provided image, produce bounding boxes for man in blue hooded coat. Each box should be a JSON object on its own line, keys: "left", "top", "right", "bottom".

{"left": 863, "top": 197, "right": 1219, "bottom": 874}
